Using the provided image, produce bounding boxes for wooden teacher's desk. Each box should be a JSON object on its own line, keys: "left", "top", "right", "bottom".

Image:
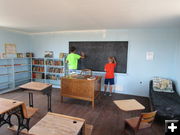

{"left": 61, "top": 75, "right": 102, "bottom": 108}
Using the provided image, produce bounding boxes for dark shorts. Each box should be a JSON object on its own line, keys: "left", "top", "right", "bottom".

{"left": 104, "top": 78, "right": 114, "bottom": 85}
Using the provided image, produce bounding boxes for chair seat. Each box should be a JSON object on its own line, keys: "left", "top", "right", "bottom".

{"left": 125, "top": 117, "right": 151, "bottom": 130}
{"left": 26, "top": 107, "right": 38, "bottom": 119}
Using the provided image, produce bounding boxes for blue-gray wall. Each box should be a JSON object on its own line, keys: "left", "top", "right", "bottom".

{"left": 0, "top": 29, "right": 31, "bottom": 53}
{"left": 29, "top": 29, "right": 180, "bottom": 97}
{"left": 175, "top": 38, "right": 180, "bottom": 95}
{"left": 0, "top": 28, "right": 179, "bottom": 97}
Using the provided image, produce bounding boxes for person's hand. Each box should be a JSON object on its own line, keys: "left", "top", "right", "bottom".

{"left": 81, "top": 52, "right": 85, "bottom": 56}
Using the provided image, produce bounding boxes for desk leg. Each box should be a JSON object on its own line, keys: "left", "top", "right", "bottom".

{"left": 0, "top": 114, "right": 13, "bottom": 127}
{"left": 29, "top": 93, "right": 34, "bottom": 107}
{"left": 47, "top": 94, "right": 52, "bottom": 112}
{"left": 61, "top": 96, "right": 63, "bottom": 103}
{"left": 92, "top": 100, "right": 94, "bottom": 108}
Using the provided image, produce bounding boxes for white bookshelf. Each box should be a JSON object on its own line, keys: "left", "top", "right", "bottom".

{"left": 0, "top": 58, "right": 32, "bottom": 94}
{"left": 31, "top": 57, "right": 67, "bottom": 88}
{"left": 0, "top": 56, "right": 67, "bottom": 94}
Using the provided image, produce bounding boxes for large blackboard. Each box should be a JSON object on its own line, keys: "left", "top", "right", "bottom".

{"left": 69, "top": 41, "right": 128, "bottom": 73}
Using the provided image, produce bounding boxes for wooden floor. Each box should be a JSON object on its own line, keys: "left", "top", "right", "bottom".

{"left": 0, "top": 88, "right": 164, "bottom": 135}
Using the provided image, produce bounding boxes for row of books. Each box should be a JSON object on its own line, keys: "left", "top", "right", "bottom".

{"left": 32, "top": 73, "right": 45, "bottom": 79}
{"left": 46, "top": 60, "right": 63, "bottom": 66}
{"left": 32, "top": 59, "right": 64, "bottom": 66}
{"left": 48, "top": 67, "right": 64, "bottom": 73}
{"left": 46, "top": 75, "right": 60, "bottom": 80}
{"left": 32, "top": 67, "right": 44, "bottom": 72}
{"left": 32, "top": 59, "right": 44, "bottom": 65}
{"left": 32, "top": 73, "right": 60, "bottom": 80}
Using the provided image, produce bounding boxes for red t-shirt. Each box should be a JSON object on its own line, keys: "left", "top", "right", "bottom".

{"left": 104, "top": 63, "right": 116, "bottom": 79}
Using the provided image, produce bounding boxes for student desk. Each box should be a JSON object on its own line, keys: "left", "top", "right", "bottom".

{"left": 0, "top": 98, "right": 24, "bottom": 134}
{"left": 61, "top": 75, "right": 102, "bottom": 108}
{"left": 114, "top": 99, "right": 145, "bottom": 132}
{"left": 29, "top": 112, "right": 85, "bottom": 135}
{"left": 19, "top": 82, "right": 52, "bottom": 112}
{"left": 114, "top": 99, "right": 145, "bottom": 111}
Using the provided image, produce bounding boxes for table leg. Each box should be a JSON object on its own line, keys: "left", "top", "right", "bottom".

{"left": 47, "top": 94, "right": 52, "bottom": 112}
{"left": 29, "top": 93, "right": 34, "bottom": 107}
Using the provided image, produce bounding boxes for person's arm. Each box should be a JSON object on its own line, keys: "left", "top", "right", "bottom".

{"left": 66, "top": 55, "right": 69, "bottom": 63}
{"left": 80, "top": 52, "right": 85, "bottom": 58}
{"left": 113, "top": 57, "right": 117, "bottom": 64}
{"left": 104, "top": 64, "right": 107, "bottom": 71}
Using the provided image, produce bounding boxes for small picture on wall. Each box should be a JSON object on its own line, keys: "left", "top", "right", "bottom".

{"left": 17, "top": 53, "right": 24, "bottom": 58}
{"left": 0, "top": 53, "right": 7, "bottom": 59}
{"left": 44, "top": 51, "right": 54, "bottom": 58}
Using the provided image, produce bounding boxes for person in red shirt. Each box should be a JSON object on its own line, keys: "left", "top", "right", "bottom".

{"left": 104, "top": 56, "right": 116, "bottom": 96}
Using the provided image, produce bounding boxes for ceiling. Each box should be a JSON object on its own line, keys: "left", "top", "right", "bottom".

{"left": 0, "top": 0, "right": 180, "bottom": 33}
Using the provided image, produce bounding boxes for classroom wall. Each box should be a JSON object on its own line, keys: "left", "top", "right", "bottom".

{"left": 29, "top": 29, "right": 180, "bottom": 97}
{"left": 0, "top": 28, "right": 31, "bottom": 53}
{"left": 175, "top": 39, "right": 180, "bottom": 95}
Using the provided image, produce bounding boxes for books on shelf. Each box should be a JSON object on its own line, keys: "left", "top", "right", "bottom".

{"left": 26, "top": 52, "right": 34, "bottom": 58}
{"left": 46, "top": 74, "right": 60, "bottom": 80}
{"left": 16, "top": 53, "right": 24, "bottom": 58}
{"left": 59, "top": 53, "right": 66, "bottom": 58}
{"left": 32, "top": 73, "right": 44, "bottom": 79}
{"left": 32, "top": 59, "right": 44, "bottom": 65}
{"left": 46, "top": 60, "right": 63, "bottom": 66}
{"left": 32, "top": 66, "right": 44, "bottom": 72}
{"left": 48, "top": 67, "right": 63, "bottom": 73}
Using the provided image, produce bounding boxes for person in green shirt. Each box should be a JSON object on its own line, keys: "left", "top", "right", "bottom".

{"left": 66, "top": 46, "right": 85, "bottom": 73}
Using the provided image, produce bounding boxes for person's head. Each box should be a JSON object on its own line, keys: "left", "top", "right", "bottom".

{"left": 70, "top": 46, "right": 76, "bottom": 53}
{"left": 108, "top": 56, "right": 115, "bottom": 63}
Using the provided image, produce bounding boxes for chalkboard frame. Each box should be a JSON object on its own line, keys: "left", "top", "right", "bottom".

{"left": 69, "top": 41, "right": 128, "bottom": 73}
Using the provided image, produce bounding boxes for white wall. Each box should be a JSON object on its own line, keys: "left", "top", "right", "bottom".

{"left": 29, "top": 29, "right": 180, "bottom": 97}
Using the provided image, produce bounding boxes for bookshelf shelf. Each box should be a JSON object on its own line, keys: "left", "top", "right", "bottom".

{"left": 15, "top": 71, "right": 31, "bottom": 74}
{"left": 15, "top": 78, "right": 31, "bottom": 82}
{"left": 32, "top": 64, "right": 44, "bottom": 66}
{"left": 0, "top": 74, "right": 9, "bottom": 76}
{"left": 14, "top": 64, "right": 31, "bottom": 66}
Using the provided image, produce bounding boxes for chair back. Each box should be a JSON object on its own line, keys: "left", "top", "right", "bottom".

{"left": 80, "top": 69, "right": 92, "bottom": 76}
{"left": 136, "top": 111, "right": 157, "bottom": 129}
{"left": 21, "top": 103, "right": 28, "bottom": 118}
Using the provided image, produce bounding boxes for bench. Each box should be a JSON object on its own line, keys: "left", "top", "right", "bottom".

{"left": 8, "top": 103, "right": 38, "bottom": 134}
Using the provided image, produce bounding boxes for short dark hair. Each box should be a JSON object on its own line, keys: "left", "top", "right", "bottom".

{"left": 70, "top": 46, "right": 76, "bottom": 52}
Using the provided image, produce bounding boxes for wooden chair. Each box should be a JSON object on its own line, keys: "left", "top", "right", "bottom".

{"left": 8, "top": 103, "right": 38, "bottom": 134}
{"left": 80, "top": 69, "right": 92, "bottom": 76}
{"left": 124, "top": 111, "right": 157, "bottom": 135}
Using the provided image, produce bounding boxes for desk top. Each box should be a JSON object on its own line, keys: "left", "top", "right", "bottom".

{"left": 0, "top": 98, "right": 23, "bottom": 114}
{"left": 114, "top": 99, "right": 145, "bottom": 111}
{"left": 29, "top": 112, "right": 85, "bottom": 135}
{"left": 19, "top": 82, "right": 52, "bottom": 91}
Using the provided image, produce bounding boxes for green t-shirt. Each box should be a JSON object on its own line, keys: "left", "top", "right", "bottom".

{"left": 66, "top": 53, "right": 81, "bottom": 69}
